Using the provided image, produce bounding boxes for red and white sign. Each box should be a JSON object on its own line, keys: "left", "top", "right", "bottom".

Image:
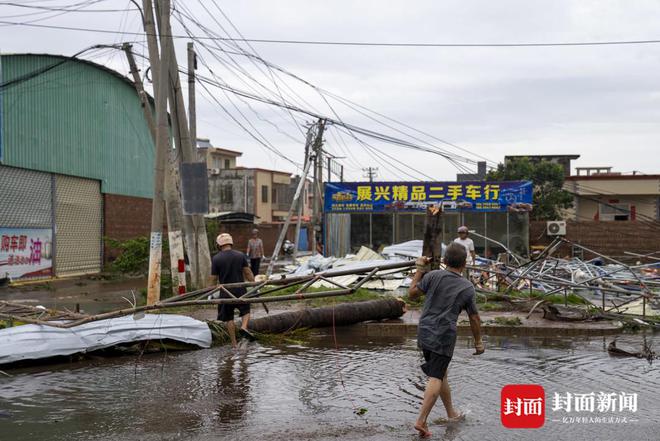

{"left": 501, "top": 384, "right": 545, "bottom": 429}
{"left": 0, "top": 227, "right": 53, "bottom": 280}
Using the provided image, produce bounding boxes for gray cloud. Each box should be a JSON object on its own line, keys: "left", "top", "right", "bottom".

{"left": 1, "top": 0, "right": 659, "bottom": 179}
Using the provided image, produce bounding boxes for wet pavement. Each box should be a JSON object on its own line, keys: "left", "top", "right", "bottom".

{"left": 0, "top": 330, "right": 657, "bottom": 441}
{"left": 1, "top": 276, "right": 147, "bottom": 315}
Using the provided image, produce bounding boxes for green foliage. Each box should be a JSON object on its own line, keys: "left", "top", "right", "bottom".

{"left": 105, "top": 236, "right": 170, "bottom": 275}
{"left": 486, "top": 157, "right": 573, "bottom": 220}
{"left": 492, "top": 316, "right": 523, "bottom": 326}
{"left": 205, "top": 220, "right": 221, "bottom": 255}
{"left": 105, "top": 236, "right": 150, "bottom": 274}
{"left": 262, "top": 284, "right": 382, "bottom": 307}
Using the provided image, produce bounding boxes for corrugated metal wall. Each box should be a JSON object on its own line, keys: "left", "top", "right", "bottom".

{"left": 0, "top": 165, "right": 52, "bottom": 228}
{"left": 325, "top": 213, "right": 351, "bottom": 257}
{"left": 0, "top": 54, "right": 154, "bottom": 198}
{"left": 55, "top": 175, "right": 102, "bottom": 276}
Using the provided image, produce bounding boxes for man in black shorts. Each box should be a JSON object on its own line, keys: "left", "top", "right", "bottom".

{"left": 210, "top": 233, "right": 255, "bottom": 347}
{"left": 408, "top": 242, "right": 484, "bottom": 437}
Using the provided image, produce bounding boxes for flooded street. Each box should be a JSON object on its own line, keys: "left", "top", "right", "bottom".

{"left": 0, "top": 331, "right": 657, "bottom": 441}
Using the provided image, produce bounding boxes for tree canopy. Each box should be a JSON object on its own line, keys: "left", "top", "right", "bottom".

{"left": 486, "top": 157, "right": 573, "bottom": 220}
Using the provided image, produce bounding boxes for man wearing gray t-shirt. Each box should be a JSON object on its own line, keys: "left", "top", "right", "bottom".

{"left": 408, "top": 242, "right": 484, "bottom": 438}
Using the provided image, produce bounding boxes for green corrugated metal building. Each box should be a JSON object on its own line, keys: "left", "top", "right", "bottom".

{"left": 0, "top": 53, "right": 156, "bottom": 279}
{"left": 0, "top": 53, "right": 154, "bottom": 198}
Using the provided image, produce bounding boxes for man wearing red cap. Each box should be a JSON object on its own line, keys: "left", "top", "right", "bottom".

{"left": 211, "top": 233, "right": 255, "bottom": 347}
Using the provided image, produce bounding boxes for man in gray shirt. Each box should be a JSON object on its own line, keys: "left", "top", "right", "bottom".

{"left": 408, "top": 242, "right": 484, "bottom": 437}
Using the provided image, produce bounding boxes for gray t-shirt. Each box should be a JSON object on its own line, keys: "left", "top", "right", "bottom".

{"left": 417, "top": 269, "right": 479, "bottom": 356}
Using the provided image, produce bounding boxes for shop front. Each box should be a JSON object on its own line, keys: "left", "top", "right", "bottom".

{"left": 324, "top": 181, "right": 533, "bottom": 258}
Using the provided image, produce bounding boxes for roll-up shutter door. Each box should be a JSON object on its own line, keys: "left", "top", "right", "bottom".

{"left": 0, "top": 165, "right": 52, "bottom": 229}
{"left": 55, "top": 175, "right": 102, "bottom": 276}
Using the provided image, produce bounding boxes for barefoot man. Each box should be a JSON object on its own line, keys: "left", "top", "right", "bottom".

{"left": 210, "top": 233, "right": 255, "bottom": 347}
{"left": 408, "top": 242, "right": 485, "bottom": 437}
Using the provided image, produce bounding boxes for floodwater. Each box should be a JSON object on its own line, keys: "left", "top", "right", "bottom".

{"left": 0, "top": 331, "right": 658, "bottom": 441}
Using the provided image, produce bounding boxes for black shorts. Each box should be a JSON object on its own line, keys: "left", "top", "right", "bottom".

{"left": 421, "top": 349, "right": 452, "bottom": 380}
{"left": 218, "top": 303, "right": 251, "bottom": 322}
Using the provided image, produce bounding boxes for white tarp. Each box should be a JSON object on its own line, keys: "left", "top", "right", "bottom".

{"left": 0, "top": 314, "right": 212, "bottom": 365}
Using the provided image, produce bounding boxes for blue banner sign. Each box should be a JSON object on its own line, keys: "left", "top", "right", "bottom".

{"left": 324, "top": 181, "right": 533, "bottom": 213}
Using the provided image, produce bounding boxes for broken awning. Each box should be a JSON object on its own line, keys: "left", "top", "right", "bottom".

{"left": 0, "top": 314, "right": 212, "bottom": 365}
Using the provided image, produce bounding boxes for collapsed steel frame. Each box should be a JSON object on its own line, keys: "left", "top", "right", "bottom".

{"left": 1, "top": 236, "right": 658, "bottom": 329}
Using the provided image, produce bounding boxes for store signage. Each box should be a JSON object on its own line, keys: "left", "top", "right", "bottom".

{"left": 0, "top": 227, "right": 53, "bottom": 280}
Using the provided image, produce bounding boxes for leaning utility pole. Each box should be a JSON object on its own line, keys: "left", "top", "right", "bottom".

{"left": 292, "top": 129, "right": 313, "bottom": 263}
{"left": 144, "top": 0, "right": 172, "bottom": 305}
{"left": 187, "top": 43, "right": 197, "bottom": 150}
{"left": 155, "top": 2, "right": 212, "bottom": 289}
{"left": 123, "top": 43, "right": 186, "bottom": 295}
{"left": 267, "top": 123, "right": 319, "bottom": 276}
{"left": 311, "top": 119, "right": 326, "bottom": 256}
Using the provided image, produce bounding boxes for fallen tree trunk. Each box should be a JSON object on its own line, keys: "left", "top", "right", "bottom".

{"left": 246, "top": 298, "right": 406, "bottom": 334}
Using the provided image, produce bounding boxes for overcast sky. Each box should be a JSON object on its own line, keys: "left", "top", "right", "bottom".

{"left": 2, "top": 0, "right": 660, "bottom": 180}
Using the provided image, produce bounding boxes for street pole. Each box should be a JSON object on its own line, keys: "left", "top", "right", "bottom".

{"left": 311, "top": 119, "right": 326, "bottom": 255}
{"left": 145, "top": 0, "right": 172, "bottom": 305}
{"left": 123, "top": 43, "right": 186, "bottom": 295}
{"left": 267, "top": 131, "right": 317, "bottom": 276}
{"left": 155, "top": 2, "right": 212, "bottom": 289}
{"left": 292, "top": 128, "right": 314, "bottom": 263}
{"left": 187, "top": 42, "right": 197, "bottom": 154}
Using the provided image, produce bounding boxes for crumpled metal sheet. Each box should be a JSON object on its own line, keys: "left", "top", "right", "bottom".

{"left": 0, "top": 314, "right": 212, "bottom": 365}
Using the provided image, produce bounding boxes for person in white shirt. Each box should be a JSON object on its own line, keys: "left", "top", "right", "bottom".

{"left": 453, "top": 226, "right": 476, "bottom": 265}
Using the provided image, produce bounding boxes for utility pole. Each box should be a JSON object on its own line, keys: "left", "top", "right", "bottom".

{"left": 144, "top": 0, "right": 172, "bottom": 305}
{"left": 123, "top": 43, "right": 186, "bottom": 295}
{"left": 363, "top": 167, "right": 378, "bottom": 182}
{"left": 292, "top": 128, "right": 314, "bottom": 263}
{"left": 155, "top": 2, "right": 212, "bottom": 289}
{"left": 362, "top": 166, "right": 377, "bottom": 248}
{"left": 187, "top": 42, "right": 197, "bottom": 154}
{"left": 311, "top": 119, "right": 326, "bottom": 256}
{"left": 267, "top": 123, "right": 319, "bottom": 276}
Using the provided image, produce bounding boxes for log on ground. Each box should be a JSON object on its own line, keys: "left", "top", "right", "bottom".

{"left": 247, "top": 298, "right": 406, "bottom": 334}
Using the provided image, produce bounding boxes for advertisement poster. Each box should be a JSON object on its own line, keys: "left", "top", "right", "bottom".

{"left": 0, "top": 227, "right": 53, "bottom": 280}
{"left": 324, "top": 180, "right": 533, "bottom": 213}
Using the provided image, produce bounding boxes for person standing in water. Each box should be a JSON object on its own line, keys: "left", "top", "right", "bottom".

{"left": 246, "top": 228, "right": 264, "bottom": 277}
{"left": 408, "top": 242, "right": 484, "bottom": 438}
{"left": 211, "top": 233, "right": 255, "bottom": 347}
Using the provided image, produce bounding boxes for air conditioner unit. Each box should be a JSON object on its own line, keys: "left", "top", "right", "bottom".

{"left": 546, "top": 220, "right": 567, "bottom": 236}
{"left": 209, "top": 168, "right": 220, "bottom": 175}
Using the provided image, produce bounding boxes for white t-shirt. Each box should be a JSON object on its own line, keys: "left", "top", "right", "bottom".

{"left": 453, "top": 237, "right": 475, "bottom": 263}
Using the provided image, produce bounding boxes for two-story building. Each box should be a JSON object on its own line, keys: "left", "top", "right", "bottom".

{"left": 564, "top": 168, "right": 660, "bottom": 222}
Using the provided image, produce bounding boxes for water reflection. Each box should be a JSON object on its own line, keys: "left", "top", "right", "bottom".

{"left": 216, "top": 351, "right": 250, "bottom": 428}
{"left": 0, "top": 333, "right": 657, "bottom": 441}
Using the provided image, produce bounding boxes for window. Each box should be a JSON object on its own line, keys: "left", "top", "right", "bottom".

{"left": 213, "top": 157, "right": 221, "bottom": 169}
{"left": 222, "top": 185, "right": 233, "bottom": 205}
{"left": 261, "top": 185, "right": 269, "bottom": 203}
{"left": 599, "top": 203, "right": 631, "bottom": 221}
{"left": 272, "top": 187, "right": 278, "bottom": 204}
{"left": 224, "top": 159, "right": 231, "bottom": 169}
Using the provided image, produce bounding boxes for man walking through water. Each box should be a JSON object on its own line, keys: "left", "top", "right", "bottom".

{"left": 210, "top": 233, "right": 255, "bottom": 347}
{"left": 408, "top": 242, "right": 484, "bottom": 437}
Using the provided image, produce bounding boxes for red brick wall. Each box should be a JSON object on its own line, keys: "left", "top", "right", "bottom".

{"left": 530, "top": 220, "right": 660, "bottom": 260}
{"left": 103, "top": 192, "right": 311, "bottom": 265}
{"left": 103, "top": 194, "right": 155, "bottom": 264}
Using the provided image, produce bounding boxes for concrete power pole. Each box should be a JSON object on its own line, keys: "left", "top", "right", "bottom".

{"left": 363, "top": 167, "right": 378, "bottom": 182}
{"left": 266, "top": 123, "right": 319, "bottom": 276}
{"left": 292, "top": 127, "right": 314, "bottom": 263}
{"left": 153, "top": 2, "right": 212, "bottom": 289}
{"left": 123, "top": 43, "right": 186, "bottom": 295}
{"left": 311, "top": 119, "right": 326, "bottom": 256}
{"left": 144, "top": 0, "right": 172, "bottom": 305}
